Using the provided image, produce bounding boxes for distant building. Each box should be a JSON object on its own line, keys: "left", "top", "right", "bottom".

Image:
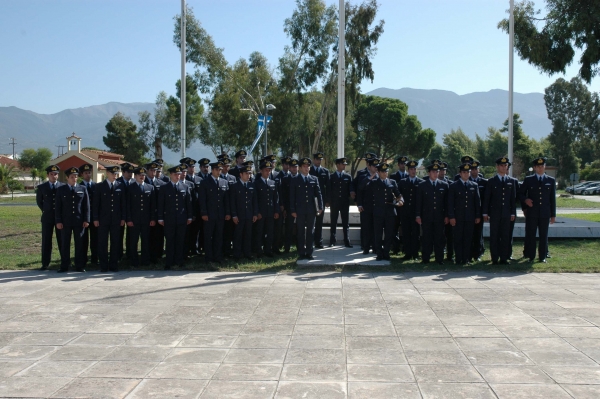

{"left": 50, "top": 133, "right": 136, "bottom": 182}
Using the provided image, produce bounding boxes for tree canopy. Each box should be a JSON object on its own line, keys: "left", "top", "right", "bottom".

{"left": 498, "top": 0, "right": 600, "bottom": 83}
{"left": 18, "top": 148, "right": 53, "bottom": 171}
{"left": 103, "top": 112, "right": 149, "bottom": 165}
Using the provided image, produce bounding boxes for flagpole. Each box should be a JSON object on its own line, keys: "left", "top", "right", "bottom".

{"left": 181, "top": 0, "right": 186, "bottom": 158}
{"left": 508, "top": 0, "right": 514, "bottom": 176}
{"left": 337, "top": 0, "right": 345, "bottom": 158}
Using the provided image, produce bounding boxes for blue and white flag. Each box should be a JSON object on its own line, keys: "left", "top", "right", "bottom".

{"left": 249, "top": 115, "right": 272, "bottom": 153}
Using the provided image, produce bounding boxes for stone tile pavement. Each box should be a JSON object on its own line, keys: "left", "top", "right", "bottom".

{"left": 0, "top": 270, "right": 599, "bottom": 398}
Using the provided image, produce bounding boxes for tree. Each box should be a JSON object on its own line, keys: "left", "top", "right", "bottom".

{"left": 103, "top": 112, "right": 149, "bottom": 165}
{"left": 18, "top": 148, "right": 53, "bottom": 171}
{"left": 544, "top": 77, "right": 600, "bottom": 181}
{"left": 30, "top": 168, "right": 39, "bottom": 187}
{"left": 499, "top": 113, "right": 540, "bottom": 179}
{"left": 0, "top": 164, "right": 21, "bottom": 195}
{"left": 475, "top": 127, "right": 508, "bottom": 167}
{"left": 351, "top": 95, "right": 436, "bottom": 174}
{"left": 438, "top": 128, "right": 476, "bottom": 170}
{"left": 498, "top": 0, "right": 600, "bottom": 83}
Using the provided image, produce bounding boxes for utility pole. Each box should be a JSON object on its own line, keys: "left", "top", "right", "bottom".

{"left": 9, "top": 138, "right": 17, "bottom": 159}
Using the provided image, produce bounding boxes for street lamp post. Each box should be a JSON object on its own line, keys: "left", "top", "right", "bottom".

{"left": 264, "top": 104, "right": 276, "bottom": 157}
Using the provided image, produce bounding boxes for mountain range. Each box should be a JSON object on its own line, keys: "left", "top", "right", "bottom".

{"left": 0, "top": 88, "right": 552, "bottom": 163}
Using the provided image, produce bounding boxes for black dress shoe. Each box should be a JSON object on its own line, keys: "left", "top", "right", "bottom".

{"left": 75, "top": 268, "right": 86, "bottom": 272}
{"left": 306, "top": 255, "right": 315, "bottom": 260}
{"left": 245, "top": 255, "right": 255, "bottom": 260}
{"left": 492, "top": 261, "right": 498, "bottom": 265}
{"left": 528, "top": 258, "right": 535, "bottom": 263}
{"left": 376, "top": 256, "right": 383, "bottom": 261}
{"left": 383, "top": 255, "right": 391, "bottom": 260}
{"left": 108, "top": 268, "right": 118, "bottom": 272}
{"left": 402, "top": 255, "right": 412, "bottom": 261}
{"left": 362, "top": 250, "right": 370, "bottom": 255}
{"left": 421, "top": 260, "right": 430, "bottom": 264}
{"left": 546, "top": 254, "right": 552, "bottom": 259}
{"left": 315, "top": 245, "right": 324, "bottom": 249}
{"left": 499, "top": 260, "right": 511, "bottom": 265}
{"left": 164, "top": 265, "right": 171, "bottom": 270}
{"left": 57, "top": 268, "right": 68, "bottom": 273}
{"left": 437, "top": 261, "right": 444, "bottom": 265}
{"left": 264, "top": 253, "right": 274, "bottom": 258}
{"left": 283, "top": 249, "right": 290, "bottom": 254}
{"left": 40, "top": 265, "right": 49, "bottom": 271}
{"left": 344, "top": 243, "right": 353, "bottom": 248}
{"left": 328, "top": 243, "right": 335, "bottom": 247}
{"left": 539, "top": 259, "right": 547, "bottom": 263}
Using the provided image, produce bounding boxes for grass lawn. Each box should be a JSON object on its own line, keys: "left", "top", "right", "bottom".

{"left": 559, "top": 213, "right": 600, "bottom": 223}
{"left": 555, "top": 197, "right": 600, "bottom": 208}
{"left": 2, "top": 205, "right": 599, "bottom": 273}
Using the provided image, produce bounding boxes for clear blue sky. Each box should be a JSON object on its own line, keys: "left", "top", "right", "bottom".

{"left": 1, "top": 0, "right": 597, "bottom": 115}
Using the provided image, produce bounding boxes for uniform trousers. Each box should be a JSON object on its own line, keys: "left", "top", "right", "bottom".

{"left": 98, "top": 223, "right": 122, "bottom": 271}
{"left": 254, "top": 217, "right": 274, "bottom": 255}
{"left": 233, "top": 218, "right": 253, "bottom": 258}
{"left": 360, "top": 211, "right": 375, "bottom": 252}
{"left": 41, "top": 222, "right": 62, "bottom": 267}
{"left": 471, "top": 220, "right": 484, "bottom": 260}
{"left": 119, "top": 225, "right": 132, "bottom": 261}
{"left": 313, "top": 212, "right": 325, "bottom": 246}
{"left": 204, "top": 219, "right": 224, "bottom": 262}
{"left": 164, "top": 223, "right": 186, "bottom": 266}
{"left": 129, "top": 223, "right": 151, "bottom": 266}
{"left": 296, "top": 214, "right": 316, "bottom": 256}
{"left": 274, "top": 213, "right": 284, "bottom": 250}
{"left": 185, "top": 219, "right": 201, "bottom": 256}
{"left": 149, "top": 224, "right": 164, "bottom": 262}
{"left": 401, "top": 215, "right": 420, "bottom": 259}
{"left": 223, "top": 219, "right": 235, "bottom": 255}
{"left": 284, "top": 214, "right": 296, "bottom": 251}
{"left": 445, "top": 223, "right": 454, "bottom": 260}
{"left": 420, "top": 218, "right": 445, "bottom": 262}
{"left": 489, "top": 217, "right": 512, "bottom": 262}
{"left": 373, "top": 213, "right": 395, "bottom": 257}
{"left": 59, "top": 224, "right": 85, "bottom": 270}
{"left": 393, "top": 213, "right": 402, "bottom": 253}
{"left": 82, "top": 223, "right": 98, "bottom": 264}
{"left": 329, "top": 205, "right": 350, "bottom": 244}
{"left": 524, "top": 216, "right": 550, "bottom": 261}
{"left": 453, "top": 220, "right": 475, "bottom": 264}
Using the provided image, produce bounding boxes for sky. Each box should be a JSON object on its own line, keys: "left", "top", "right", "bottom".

{"left": 1, "top": 0, "right": 598, "bottom": 115}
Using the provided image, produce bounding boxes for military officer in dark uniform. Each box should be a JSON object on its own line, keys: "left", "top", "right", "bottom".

{"left": 127, "top": 166, "right": 156, "bottom": 267}
{"left": 290, "top": 157, "right": 323, "bottom": 259}
{"left": 309, "top": 152, "right": 329, "bottom": 249}
{"left": 328, "top": 157, "right": 355, "bottom": 247}
{"left": 453, "top": 155, "right": 477, "bottom": 181}
{"left": 220, "top": 157, "right": 237, "bottom": 257}
{"left": 200, "top": 161, "right": 231, "bottom": 263}
{"left": 93, "top": 165, "right": 126, "bottom": 272}
{"left": 390, "top": 156, "right": 409, "bottom": 254}
{"left": 229, "top": 150, "right": 247, "bottom": 179}
{"left": 281, "top": 158, "right": 300, "bottom": 253}
{"left": 37, "top": 165, "right": 63, "bottom": 270}
{"left": 356, "top": 153, "right": 377, "bottom": 181}
{"left": 448, "top": 163, "right": 481, "bottom": 265}
{"left": 230, "top": 165, "right": 257, "bottom": 260}
{"left": 415, "top": 163, "right": 449, "bottom": 264}
{"left": 520, "top": 157, "right": 556, "bottom": 263}
{"left": 79, "top": 163, "right": 97, "bottom": 266}
{"left": 356, "top": 157, "right": 380, "bottom": 254}
{"left": 55, "top": 166, "right": 90, "bottom": 273}
{"left": 145, "top": 162, "right": 166, "bottom": 262}
{"left": 158, "top": 165, "right": 193, "bottom": 269}
{"left": 398, "top": 160, "right": 423, "bottom": 260}
{"left": 482, "top": 157, "right": 516, "bottom": 264}
{"left": 117, "top": 163, "right": 135, "bottom": 261}
{"left": 469, "top": 161, "right": 487, "bottom": 261}
{"left": 367, "top": 163, "right": 403, "bottom": 260}
{"left": 438, "top": 161, "right": 454, "bottom": 262}
{"left": 254, "top": 160, "right": 280, "bottom": 257}
{"left": 273, "top": 156, "right": 291, "bottom": 252}
{"left": 181, "top": 157, "right": 202, "bottom": 257}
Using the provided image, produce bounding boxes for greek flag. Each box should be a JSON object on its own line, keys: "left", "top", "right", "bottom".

{"left": 249, "top": 115, "right": 272, "bottom": 153}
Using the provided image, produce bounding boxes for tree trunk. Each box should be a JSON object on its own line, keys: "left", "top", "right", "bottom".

{"left": 153, "top": 137, "right": 163, "bottom": 160}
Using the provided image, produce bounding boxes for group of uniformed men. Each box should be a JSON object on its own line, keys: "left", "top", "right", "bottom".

{"left": 36, "top": 148, "right": 556, "bottom": 271}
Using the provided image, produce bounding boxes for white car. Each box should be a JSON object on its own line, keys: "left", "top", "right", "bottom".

{"left": 582, "top": 184, "right": 600, "bottom": 195}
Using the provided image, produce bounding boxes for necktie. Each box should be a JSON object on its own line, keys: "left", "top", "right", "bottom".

{"left": 464, "top": 182, "right": 467, "bottom": 189}
{"left": 139, "top": 183, "right": 144, "bottom": 193}
{"left": 51, "top": 183, "right": 55, "bottom": 191}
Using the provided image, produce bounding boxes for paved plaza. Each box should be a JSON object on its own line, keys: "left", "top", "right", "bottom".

{"left": 0, "top": 270, "right": 599, "bottom": 398}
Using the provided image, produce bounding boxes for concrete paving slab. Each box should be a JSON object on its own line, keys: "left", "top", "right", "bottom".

{"left": 1, "top": 270, "right": 600, "bottom": 397}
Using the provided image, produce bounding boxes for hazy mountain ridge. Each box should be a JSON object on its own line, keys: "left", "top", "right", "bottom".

{"left": 0, "top": 88, "right": 552, "bottom": 162}
{"left": 366, "top": 88, "right": 552, "bottom": 140}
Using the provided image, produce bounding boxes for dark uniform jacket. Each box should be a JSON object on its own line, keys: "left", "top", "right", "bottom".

{"left": 93, "top": 180, "right": 126, "bottom": 224}
{"left": 199, "top": 175, "right": 230, "bottom": 220}
{"left": 81, "top": 180, "right": 96, "bottom": 211}
{"left": 158, "top": 181, "right": 193, "bottom": 225}
{"left": 230, "top": 180, "right": 258, "bottom": 219}
{"left": 185, "top": 174, "right": 203, "bottom": 214}
{"left": 519, "top": 174, "right": 556, "bottom": 218}
{"left": 127, "top": 182, "right": 156, "bottom": 225}
{"left": 55, "top": 184, "right": 90, "bottom": 226}
{"left": 37, "top": 181, "right": 64, "bottom": 223}
{"left": 309, "top": 165, "right": 330, "bottom": 204}
{"left": 390, "top": 170, "right": 409, "bottom": 185}
{"left": 447, "top": 180, "right": 481, "bottom": 221}
{"left": 415, "top": 179, "right": 449, "bottom": 221}
{"left": 328, "top": 171, "right": 354, "bottom": 206}
{"left": 281, "top": 173, "right": 298, "bottom": 212}
{"left": 356, "top": 174, "right": 375, "bottom": 211}
{"left": 289, "top": 174, "right": 323, "bottom": 216}
{"left": 483, "top": 175, "right": 517, "bottom": 218}
{"left": 398, "top": 177, "right": 423, "bottom": 215}
{"left": 473, "top": 177, "right": 488, "bottom": 217}
{"left": 367, "top": 178, "right": 401, "bottom": 217}
{"left": 255, "top": 177, "right": 280, "bottom": 218}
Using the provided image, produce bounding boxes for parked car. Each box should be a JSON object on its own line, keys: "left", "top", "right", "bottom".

{"left": 582, "top": 184, "right": 600, "bottom": 195}
{"left": 568, "top": 181, "right": 599, "bottom": 194}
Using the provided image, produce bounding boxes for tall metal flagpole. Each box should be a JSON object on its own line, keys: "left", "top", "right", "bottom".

{"left": 508, "top": 0, "right": 514, "bottom": 176}
{"left": 337, "top": 0, "right": 345, "bottom": 159}
{"left": 181, "top": 0, "right": 186, "bottom": 158}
